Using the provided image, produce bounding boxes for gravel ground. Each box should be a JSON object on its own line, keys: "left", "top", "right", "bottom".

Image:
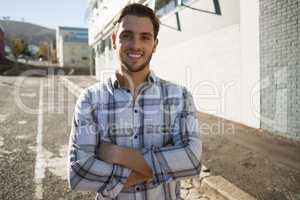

{"left": 200, "top": 112, "right": 300, "bottom": 200}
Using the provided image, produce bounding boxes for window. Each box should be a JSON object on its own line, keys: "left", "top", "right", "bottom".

{"left": 182, "top": 0, "right": 194, "bottom": 4}
{"left": 100, "top": 40, "right": 105, "bottom": 53}
{"left": 108, "top": 38, "right": 112, "bottom": 50}
{"left": 155, "top": 0, "right": 177, "bottom": 17}
{"left": 96, "top": 43, "right": 101, "bottom": 55}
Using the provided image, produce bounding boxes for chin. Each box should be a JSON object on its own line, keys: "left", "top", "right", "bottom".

{"left": 127, "top": 67, "right": 146, "bottom": 73}
{"left": 123, "top": 62, "right": 149, "bottom": 73}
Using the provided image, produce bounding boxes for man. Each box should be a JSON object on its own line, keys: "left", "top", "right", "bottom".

{"left": 68, "top": 3, "right": 201, "bottom": 200}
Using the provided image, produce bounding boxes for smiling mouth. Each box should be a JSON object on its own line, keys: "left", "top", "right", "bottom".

{"left": 127, "top": 53, "right": 143, "bottom": 59}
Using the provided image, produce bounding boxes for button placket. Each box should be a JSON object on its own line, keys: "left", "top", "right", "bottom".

{"left": 132, "top": 104, "right": 140, "bottom": 147}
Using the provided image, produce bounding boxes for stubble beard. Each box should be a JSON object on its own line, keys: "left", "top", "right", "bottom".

{"left": 121, "top": 52, "right": 153, "bottom": 73}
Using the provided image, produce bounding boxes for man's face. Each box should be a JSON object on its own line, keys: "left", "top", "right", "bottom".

{"left": 112, "top": 15, "right": 158, "bottom": 73}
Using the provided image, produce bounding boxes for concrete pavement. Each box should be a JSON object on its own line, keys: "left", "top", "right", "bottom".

{"left": 0, "top": 76, "right": 94, "bottom": 199}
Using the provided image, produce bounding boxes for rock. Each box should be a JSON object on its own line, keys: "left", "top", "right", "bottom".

{"left": 202, "top": 166, "right": 210, "bottom": 173}
{"left": 180, "top": 188, "right": 189, "bottom": 199}
{"left": 199, "top": 171, "right": 211, "bottom": 180}
{"left": 198, "top": 195, "right": 210, "bottom": 200}
{"left": 186, "top": 188, "right": 202, "bottom": 200}
{"left": 181, "top": 180, "right": 193, "bottom": 189}
{"left": 192, "top": 178, "right": 201, "bottom": 189}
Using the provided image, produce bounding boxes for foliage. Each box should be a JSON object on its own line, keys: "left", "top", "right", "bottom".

{"left": 38, "top": 42, "right": 50, "bottom": 60}
{"left": 7, "top": 35, "right": 28, "bottom": 57}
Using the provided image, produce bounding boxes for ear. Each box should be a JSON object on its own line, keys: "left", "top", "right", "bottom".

{"left": 152, "top": 38, "right": 159, "bottom": 53}
{"left": 112, "top": 32, "right": 117, "bottom": 49}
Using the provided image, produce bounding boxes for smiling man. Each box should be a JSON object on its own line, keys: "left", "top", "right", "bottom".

{"left": 113, "top": 15, "right": 157, "bottom": 73}
{"left": 68, "top": 3, "right": 202, "bottom": 200}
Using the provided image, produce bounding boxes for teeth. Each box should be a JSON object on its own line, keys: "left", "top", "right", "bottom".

{"left": 128, "top": 53, "right": 142, "bottom": 58}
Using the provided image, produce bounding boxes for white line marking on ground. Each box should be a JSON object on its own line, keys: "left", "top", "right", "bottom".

{"left": 20, "top": 92, "right": 37, "bottom": 97}
{"left": 18, "top": 120, "right": 27, "bottom": 125}
{"left": 34, "top": 80, "right": 45, "bottom": 200}
{"left": 29, "top": 145, "right": 68, "bottom": 180}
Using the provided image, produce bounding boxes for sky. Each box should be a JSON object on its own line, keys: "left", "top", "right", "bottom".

{"left": 0, "top": 0, "right": 88, "bottom": 29}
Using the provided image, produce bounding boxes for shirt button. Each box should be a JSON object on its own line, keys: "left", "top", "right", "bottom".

{"left": 135, "top": 186, "right": 140, "bottom": 191}
{"left": 134, "top": 135, "right": 138, "bottom": 139}
{"left": 134, "top": 109, "right": 138, "bottom": 113}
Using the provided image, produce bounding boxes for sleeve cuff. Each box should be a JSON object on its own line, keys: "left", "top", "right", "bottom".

{"left": 142, "top": 146, "right": 162, "bottom": 185}
{"left": 100, "top": 165, "right": 131, "bottom": 198}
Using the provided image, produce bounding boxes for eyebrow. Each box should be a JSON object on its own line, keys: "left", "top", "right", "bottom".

{"left": 140, "top": 32, "right": 153, "bottom": 37}
{"left": 120, "top": 30, "right": 153, "bottom": 37}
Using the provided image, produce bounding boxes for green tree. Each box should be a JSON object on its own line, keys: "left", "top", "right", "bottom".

{"left": 7, "top": 35, "right": 27, "bottom": 57}
{"left": 38, "top": 42, "right": 49, "bottom": 60}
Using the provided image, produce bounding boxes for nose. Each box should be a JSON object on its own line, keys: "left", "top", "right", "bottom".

{"left": 128, "top": 35, "right": 141, "bottom": 50}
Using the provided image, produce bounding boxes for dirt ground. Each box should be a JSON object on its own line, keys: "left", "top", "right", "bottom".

{"left": 199, "top": 112, "right": 300, "bottom": 200}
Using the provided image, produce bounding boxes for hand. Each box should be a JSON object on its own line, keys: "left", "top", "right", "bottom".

{"left": 97, "top": 143, "right": 121, "bottom": 163}
{"left": 123, "top": 171, "right": 152, "bottom": 189}
{"left": 98, "top": 143, "right": 153, "bottom": 177}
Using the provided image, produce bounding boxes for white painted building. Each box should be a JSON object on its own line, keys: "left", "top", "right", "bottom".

{"left": 56, "top": 26, "right": 91, "bottom": 68}
{"left": 87, "top": 0, "right": 260, "bottom": 130}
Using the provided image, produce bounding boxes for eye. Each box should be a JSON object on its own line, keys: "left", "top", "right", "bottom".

{"left": 120, "top": 33, "right": 131, "bottom": 40}
{"left": 141, "top": 35, "right": 151, "bottom": 41}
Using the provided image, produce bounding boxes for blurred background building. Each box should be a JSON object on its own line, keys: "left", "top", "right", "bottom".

{"left": 56, "top": 26, "right": 91, "bottom": 68}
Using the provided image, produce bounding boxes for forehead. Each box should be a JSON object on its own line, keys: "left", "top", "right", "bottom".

{"left": 117, "top": 15, "right": 154, "bottom": 35}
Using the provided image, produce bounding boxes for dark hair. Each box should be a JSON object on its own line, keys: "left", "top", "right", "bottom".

{"left": 114, "top": 3, "right": 160, "bottom": 39}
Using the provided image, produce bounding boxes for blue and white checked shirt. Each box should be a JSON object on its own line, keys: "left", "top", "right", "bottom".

{"left": 68, "top": 71, "right": 202, "bottom": 200}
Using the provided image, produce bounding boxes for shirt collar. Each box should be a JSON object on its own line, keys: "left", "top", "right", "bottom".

{"left": 107, "top": 70, "right": 158, "bottom": 91}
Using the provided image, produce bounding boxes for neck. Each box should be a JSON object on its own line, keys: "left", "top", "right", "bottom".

{"left": 117, "top": 66, "right": 150, "bottom": 92}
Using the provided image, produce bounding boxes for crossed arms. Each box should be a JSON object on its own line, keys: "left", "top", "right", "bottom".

{"left": 67, "top": 88, "right": 202, "bottom": 198}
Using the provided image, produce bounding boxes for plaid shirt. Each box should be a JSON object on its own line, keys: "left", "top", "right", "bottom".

{"left": 68, "top": 71, "right": 202, "bottom": 200}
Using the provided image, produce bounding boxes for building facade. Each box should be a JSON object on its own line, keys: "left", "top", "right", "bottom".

{"left": 56, "top": 26, "right": 91, "bottom": 68}
{"left": 87, "top": 0, "right": 299, "bottom": 139}
{"left": 0, "top": 26, "right": 5, "bottom": 61}
{"left": 259, "top": 0, "right": 300, "bottom": 138}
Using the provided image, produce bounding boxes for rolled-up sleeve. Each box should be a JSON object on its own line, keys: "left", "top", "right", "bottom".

{"left": 143, "top": 88, "right": 201, "bottom": 185}
{"left": 68, "top": 88, "right": 131, "bottom": 198}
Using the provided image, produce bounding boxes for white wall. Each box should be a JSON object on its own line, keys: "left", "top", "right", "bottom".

{"left": 152, "top": 0, "right": 260, "bottom": 129}
{"left": 89, "top": 0, "right": 130, "bottom": 46}
{"left": 240, "top": 0, "right": 260, "bottom": 128}
{"left": 152, "top": 24, "right": 241, "bottom": 123}
{"left": 95, "top": 45, "right": 118, "bottom": 79}
{"left": 157, "top": 0, "right": 240, "bottom": 48}
{"left": 152, "top": 0, "right": 242, "bottom": 123}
